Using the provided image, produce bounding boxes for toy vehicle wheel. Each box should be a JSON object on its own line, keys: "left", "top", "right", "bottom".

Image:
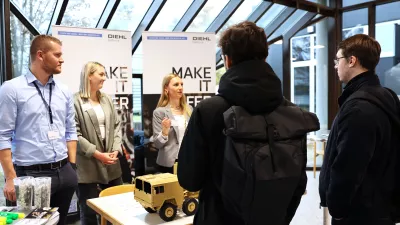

{"left": 182, "top": 198, "right": 198, "bottom": 216}
{"left": 144, "top": 207, "right": 157, "bottom": 213}
{"left": 159, "top": 202, "right": 177, "bottom": 222}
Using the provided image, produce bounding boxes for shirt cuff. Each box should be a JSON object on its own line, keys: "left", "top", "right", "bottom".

{"left": 157, "top": 132, "right": 168, "bottom": 143}
{"left": 0, "top": 141, "right": 12, "bottom": 150}
{"left": 65, "top": 133, "right": 78, "bottom": 141}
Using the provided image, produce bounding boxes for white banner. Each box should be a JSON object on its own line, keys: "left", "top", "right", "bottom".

{"left": 141, "top": 32, "right": 216, "bottom": 142}
{"left": 52, "top": 26, "right": 132, "bottom": 98}
{"left": 52, "top": 26, "right": 135, "bottom": 178}
{"left": 142, "top": 32, "right": 216, "bottom": 96}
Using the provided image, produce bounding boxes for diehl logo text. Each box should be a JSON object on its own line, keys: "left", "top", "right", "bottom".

{"left": 108, "top": 34, "right": 127, "bottom": 39}
{"left": 193, "top": 37, "right": 210, "bottom": 41}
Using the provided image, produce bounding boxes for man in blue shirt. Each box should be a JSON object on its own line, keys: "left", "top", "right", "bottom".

{"left": 0, "top": 35, "right": 78, "bottom": 225}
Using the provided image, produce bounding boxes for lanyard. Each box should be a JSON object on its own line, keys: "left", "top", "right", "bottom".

{"left": 33, "top": 82, "right": 53, "bottom": 124}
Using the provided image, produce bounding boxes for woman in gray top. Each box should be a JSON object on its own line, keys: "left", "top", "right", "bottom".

{"left": 151, "top": 73, "right": 192, "bottom": 174}
{"left": 74, "top": 61, "right": 123, "bottom": 225}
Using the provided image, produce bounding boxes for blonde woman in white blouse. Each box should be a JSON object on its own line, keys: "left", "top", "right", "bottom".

{"left": 73, "top": 61, "right": 122, "bottom": 225}
{"left": 151, "top": 73, "right": 192, "bottom": 174}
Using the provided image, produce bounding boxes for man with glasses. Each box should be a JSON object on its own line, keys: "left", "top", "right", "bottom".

{"left": 319, "top": 34, "right": 400, "bottom": 225}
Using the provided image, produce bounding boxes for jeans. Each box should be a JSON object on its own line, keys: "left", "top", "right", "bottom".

{"left": 15, "top": 162, "right": 78, "bottom": 225}
{"left": 77, "top": 177, "right": 123, "bottom": 225}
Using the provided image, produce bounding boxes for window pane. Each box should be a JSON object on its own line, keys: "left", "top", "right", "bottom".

{"left": 61, "top": 0, "right": 108, "bottom": 28}
{"left": 293, "top": 67, "right": 310, "bottom": 111}
{"left": 376, "top": 2, "right": 400, "bottom": 95}
{"left": 292, "top": 36, "right": 311, "bottom": 62}
{"left": 132, "top": 43, "right": 143, "bottom": 74}
{"left": 266, "top": 41, "right": 283, "bottom": 83}
{"left": 268, "top": 9, "right": 307, "bottom": 41}
{"left": 343, "top": 0, "right": 373, "bottom": 7}
{"left": 186, "top": 0, "right": 229, "bottom": 32}
{"left": 216, "top": 0, "right": 263, "bottom": 47}
{"left": 342, "top": 8, "right": 368, "bottom": 39}
{"left": 132, "top": 78, "right": 142, "bottom": 130}
{"left": 149, "top": 0, "right": 193, "bottom": 31}
{"left": 10, "top": 12, "right": 33, "bottom": 78}
{"left": 376, "top": 1, "right": 400, "bottom": 23}
{"left": 108, "top": 0, "right": 152, "bottom": 31}
{"left": 13, "top": 0, "right": 57, "bottom": 34}
{"left": 256, "top": 4, "right": 286, "bottom": 28}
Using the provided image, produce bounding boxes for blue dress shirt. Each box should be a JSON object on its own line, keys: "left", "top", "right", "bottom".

{"left": 0, "top": 70, "right": 78, "bottom": 166}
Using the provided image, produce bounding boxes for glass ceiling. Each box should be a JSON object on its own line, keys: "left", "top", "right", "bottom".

{"left": 11, "top": 0, "right": 386, "bottom": 71}
{"left": 61, "top": 0, "right": 109, "bottom": 28}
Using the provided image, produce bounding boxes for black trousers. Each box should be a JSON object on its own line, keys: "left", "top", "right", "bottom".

{"left": 15, "top": 162, "right": 78, "bottom": 225}
{"left": 77, "top": 177, "right": 123, "bottom": 225}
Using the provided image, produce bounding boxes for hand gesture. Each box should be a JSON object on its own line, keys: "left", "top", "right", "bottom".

{"left": 110, "top": 151, "right": 119, "bottom": 159}
{"left": 94, "top": 151, "right": 118, "bottom": 165}
{"left": 3, "top": 179, "right": 16, "bottom": 202}
{"left": 161, "top": 118, "right": 171, "bottom": 136}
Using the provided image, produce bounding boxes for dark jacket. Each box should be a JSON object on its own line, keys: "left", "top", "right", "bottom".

{"left": 319, "top": 71, "right": 400, "bottom": 225}
{"left": 178, "top": 60, "right": 308, "bottom": 225}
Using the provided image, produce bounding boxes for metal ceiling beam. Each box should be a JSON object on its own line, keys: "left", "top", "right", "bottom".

{"left": 264, "top": 0, "right": 335, "bottom": 17}
{"left": 265, "top": 7, "right": 296, "bottom": 39}
{"left": 0, "top": 0, "right": 12, "bottom": 82}
{"left": 247, "top": 1, "right": 273, "bottom": 22}
{"left": 283, "top": 12, "right": 316, "bottom": 39}
{"left": 173, "top": 0, "right": 207, "bottom": 31}
{"left": 10, "top": 0, "right": 40, "bottom": 35}
{"left": 131, "top": 0, "right": 166, "bottom": 55}
{"left": 47, "top": 0, "right": 69, "bottom": 34}
{"left": 341, "top": 0, "right": 399, "bottom": 12}
{"left": 206, "top": 0, "right": 243, "bottom": 33}
{"left": 299, "top": 14, "right": 327, "bottom": 31}
{"left": 96, "top": 0, "right": 121, "bottom": 28}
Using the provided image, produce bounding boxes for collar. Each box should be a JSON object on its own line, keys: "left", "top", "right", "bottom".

{"left": 26, "top": 69, "right": 55, "bottom": 85}
{"left": 338, "top": 70, "right": 381, "bottom": 106}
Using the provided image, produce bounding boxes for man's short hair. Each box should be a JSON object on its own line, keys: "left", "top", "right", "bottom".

{"left": 338, "top": 34, "right": 381, "bottom": 71}
{"left": 30, "top": 35, "right": 62, "bottom": 61}
{"left": 218, "top": 21, "right": 268, "bottom": 66}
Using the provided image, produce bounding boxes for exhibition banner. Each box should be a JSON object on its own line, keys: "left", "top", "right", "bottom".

{"left": 141, "top": 32, "right": 216, "bottom": 140}
{"left": 52, "top": 26, "right": 134, "bottom": 178}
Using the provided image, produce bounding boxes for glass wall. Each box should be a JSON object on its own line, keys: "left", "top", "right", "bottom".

{"left": 375, "top": 1, "right": 400, "bottom": 95}
{"left": 10, "top": 13, "right": 33, "bottom": 77}
{"left": 342, "top": 8, "right": 368, "bottom": 39}
{"left": 290, "top": 19, "right": 329, "bottom": 167}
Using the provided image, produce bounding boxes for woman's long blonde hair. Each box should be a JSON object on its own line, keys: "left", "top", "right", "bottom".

{"left": 157, "top": 73, "right": 191, "bottom": 117}
{"left": 79, "top": 61, "right": 105, "bottom": 99}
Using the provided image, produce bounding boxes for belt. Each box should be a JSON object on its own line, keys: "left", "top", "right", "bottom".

{"left": 16, "top": 158, "right": 69, "bottom": 170}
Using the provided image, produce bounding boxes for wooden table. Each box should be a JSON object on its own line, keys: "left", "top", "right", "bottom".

{"left": 87, "top": 192, "right": 194, "bottom": 225}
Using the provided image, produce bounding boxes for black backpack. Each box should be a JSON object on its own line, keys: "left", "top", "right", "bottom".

{"left": 345, "top": 87, "right": 400, "bottom": 222}
{"left": 219, "top": 99, "right": 320, "bottom": 225}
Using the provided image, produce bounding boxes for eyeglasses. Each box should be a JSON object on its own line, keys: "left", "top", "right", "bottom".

{"left": 334, "top": 57, "right": 345, "bottom": 65}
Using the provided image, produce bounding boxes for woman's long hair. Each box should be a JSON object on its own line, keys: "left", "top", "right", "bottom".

{"left": 157, "top": 73, "right": 191, "bottom": 117}
{"left": 79, "top": 61, "right": 105, "bottom": 100}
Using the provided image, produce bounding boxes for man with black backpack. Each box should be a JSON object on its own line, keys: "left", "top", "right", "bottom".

{"left": 319, "top": 34, "right": 400, "bottom": 225}
{"left": 177, "top": 21, "right": 320, "bottom": 225}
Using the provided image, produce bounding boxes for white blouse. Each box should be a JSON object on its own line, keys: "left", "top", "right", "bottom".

{"left": 93, "top": 104, "right": 106, "bottom": 139}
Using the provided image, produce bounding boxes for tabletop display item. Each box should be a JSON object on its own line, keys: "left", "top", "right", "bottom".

{"left": 14, "top": 177, "right": 34, "bottom": 211}
{"left": 33, "top": 178, "right": 51, "bottom": 209}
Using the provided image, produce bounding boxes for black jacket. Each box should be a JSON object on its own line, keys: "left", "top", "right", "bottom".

{"left": 319, "top": 71, "right": 400, "bottom": 224}
{"left": 178, "top": 60, "right": 308, "bottom": 225}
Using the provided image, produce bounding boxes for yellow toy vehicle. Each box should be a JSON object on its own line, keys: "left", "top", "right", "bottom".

{"left": 134, "top": 173, "right": 199, "bottom": 222}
